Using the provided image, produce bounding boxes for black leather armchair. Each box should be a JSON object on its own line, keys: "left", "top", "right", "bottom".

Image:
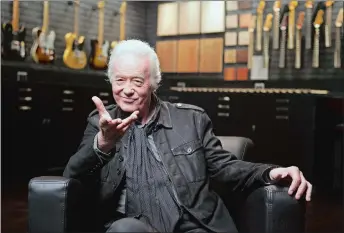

{"left": 28, "top": 137, "right": 306, "bottom": 233}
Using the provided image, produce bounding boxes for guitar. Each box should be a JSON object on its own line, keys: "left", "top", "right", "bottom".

{"left": 1, "top": 0, "right": 26, "bottom": 60}
{"left": 31, "top": 0, "right": 56, "bottom": 64}
{"left": 279, "top": 14, "right": 288, "bottom": 68}
{"left": 295, "top": 11, "right": 305, "bottom": 69}
{"left": 334, "top": 8, "right": 343, "bottom": 68}
{"left": 305, "top": 0, "right": 314, "bottom": 49}
{"left": 324, "top": 1, "right": 334, "bottom": 48}
{"left": 263, "top": 13, "right": 273, "bottom": 68}
{"left": 312, "top": 10, "right": 324, "bottom": 68}
{"left": 273, "top": 1, "right": 281, "bottom": 50}
{"left": 255, "top": 1, "right": 266, "bottom": 52}
{"left": 110, "top": 1, "right": 127, "bottom": 51}
{"left": 63, "top": 0, "right": 87, "bottom": 69}
{"left": 288, "top": 1, "right": 298, "bottom": 50}
{"left": 90, "top": 0, "right": 109, "bottom": 70}
{"left": 248, "top": 15, "right": 256, "bottom": 69}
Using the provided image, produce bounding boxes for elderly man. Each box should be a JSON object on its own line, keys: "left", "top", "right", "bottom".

{"left": 63, "top": 39, "right": 312, "bottom": 233}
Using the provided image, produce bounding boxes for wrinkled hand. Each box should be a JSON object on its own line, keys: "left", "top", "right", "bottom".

{"left": 92, "top": 96, "right": 139, "bottom": 152}
{"left": 269, "top": 166, "right": 312, "bottom": 201}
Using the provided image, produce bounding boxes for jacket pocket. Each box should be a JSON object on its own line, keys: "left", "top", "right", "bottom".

{"left": 171, "top": 139, "right": 206, "bottom": 182}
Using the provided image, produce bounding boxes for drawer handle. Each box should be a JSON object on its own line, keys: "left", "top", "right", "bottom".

{"left": 62, "top": 99, "right": 74, "bottom": 103}
{"left": 63, "top": 90, "right": 74, "bottom": 95}
{"left": 276, "top": 99, "right": 290, "bottom": 103}
{"left": 19, "top": 105, "right": 31, "bottom": 111}
{"left": 17, "top": 71, "right": 28, "bottom": 82}
{"left": 218, "top": 96, "right": 230, "bottom": 101}
{"left": 19, "top": 96, "right": 32, "bottom": 101}
{"left": 19, "top": 88, "right": 32, "bottom": 92}
{"left": 276, "top": 107, "right": 289, "bottom": 112}
{"left": 276, "top": 115, "right": 289, "bottom": 120}
{"left": 218, "top": 112, "right": 230, "bottom": 117}
{"left": 62, "top": 107, "right": 73, "bottom": 111}
{"left": 218, "top": 104, "right": 230, "bottom": 109}
{"left": 99, "top": 92, "right": 109, "bottom": 97}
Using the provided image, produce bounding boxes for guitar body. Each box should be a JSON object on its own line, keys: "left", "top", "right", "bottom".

{"left": 31, "top": 27, "right": 56, "bottom": 64}
{"left": 63, "top": 32, "right": 87, "bottom": 69}
{"left": 1, "top": 22, "right": 26, "bottom": 61}
{"left": 89, "top": 39, "right": 109, "bottom": 69}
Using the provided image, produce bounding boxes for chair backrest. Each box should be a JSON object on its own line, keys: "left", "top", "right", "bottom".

{"left": 217, "top": 136, "right": 254, "bottom": 161}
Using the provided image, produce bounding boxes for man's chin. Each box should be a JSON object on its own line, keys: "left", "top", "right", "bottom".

{"left": 118, "top": 103, "right": 138, "bottom": 113}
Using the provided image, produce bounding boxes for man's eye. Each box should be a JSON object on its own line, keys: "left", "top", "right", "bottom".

{"left": 134, "top": 80, "right": 143, "bottom": 85}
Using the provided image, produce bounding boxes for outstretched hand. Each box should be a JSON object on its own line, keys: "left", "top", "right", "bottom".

{"left": 92, "top": 96, "right": 139, "bottom": 151}
{"left": 269, "top": 166, "right": 312, "bottom": 201}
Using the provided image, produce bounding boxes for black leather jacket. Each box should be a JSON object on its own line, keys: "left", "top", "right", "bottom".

{"left": 63, "top": 100, "right": 276, "bottom": 232}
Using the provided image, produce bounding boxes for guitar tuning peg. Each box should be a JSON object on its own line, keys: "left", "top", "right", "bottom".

{"left": 67, "top": 1, "right": 73, "bottom": 6}
{"left": 113, "top": 10, "right": 119, "bottom": 16}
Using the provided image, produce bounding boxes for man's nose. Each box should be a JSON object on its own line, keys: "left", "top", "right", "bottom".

{"left": 123, "top": 86, "right": 134, "bottom": 95}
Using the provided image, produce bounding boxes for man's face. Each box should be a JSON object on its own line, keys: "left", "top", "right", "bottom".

{"left": 111, "top": 54, "right": 152, "bottom": 114}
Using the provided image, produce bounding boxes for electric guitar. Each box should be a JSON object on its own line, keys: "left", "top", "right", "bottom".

{"left": 90, "top": 0, "right": 109, "bottom": 70}
{"left": 111, "top": 1, "right": 127, "bottom": 51}
{"left": 255, "top": 1, "right": 266, "bottom": 52}
{"left": 295, "top": 11, "right": 305, "bottom": 69}
{"left": 334, "top": 8, "right": 343, "bottom": 68}
{"left": 273, "top": 1, "right": 281, "bottom": 50}
{"left": 305, "top": 0, "right": 314, "bottom": 49}
{"left": 63, "top": 0, "right": 87, "bottom": 69}
{"left": 31, "top": 0, "right": 56, "bottom": 64}
{"left": 288, "top": 1, "right": 298, "bottom": 50}
{"left": 248, "top": 15, "right": 256, "bottom": 69}
{"left": 263, "top": 13, "right": 273, "bottom": 68}
{"left": 312, "top": 10, "right": 324, "bottom": 68}
{"left": 279, "top": 14, "right": 288, "bottom": 68}
{"left": 1, "top": 0, "right": 26, "bottom": 60}
{"left": 324, "top": 1, "right": 334, "bottom": 48}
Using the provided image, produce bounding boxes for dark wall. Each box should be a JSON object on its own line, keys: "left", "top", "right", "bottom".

{"left": 1, "top": 0, "right": 148, "bottom": 66}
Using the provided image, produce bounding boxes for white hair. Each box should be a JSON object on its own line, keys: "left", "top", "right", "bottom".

{"left": 107, "top": 39, "right": 162, "bottom": 91}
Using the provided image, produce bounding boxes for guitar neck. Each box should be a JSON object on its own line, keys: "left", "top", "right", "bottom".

{"left": 295, "top": 28, "right": 302, "bottom": 68}
{"left": 273, "top": 8, "right": 280, "bottom": 49}
{"left": 12, "top": 0, "right": 20, "bottom": 31}
{"left": 74, "top": 1, "right": 79, "bottom": 37}
{"left": 312, "top": 27, "right": 320, "bottom": 68}
{"left": 119, "top": 1, "right": 127, "bottom": 41}
{"left": 305, "top": 7, "right": 313, "bottom": 49}
{"left": 279, "top": 29, "right": 287, "bottom": 68}
{"left": 42, "top": 1, "right": 49, "bottom": 32}
{"left": 256, "top": 13, "right": 263, "bottom": 51}
{"left": 98, "top": 3, "right": 104, "bottom": 46}
{"left": 288, "top": 6, "right": 296, "bottom": 49}
{"left": 325, "top": 5, "right": 332, "bottom": 47}
{"left": 334, "top": 27, "right": 341, "bottom": 68}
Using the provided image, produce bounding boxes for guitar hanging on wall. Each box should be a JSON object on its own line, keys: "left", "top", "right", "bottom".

{"left": 63, "top": 0, "right": 87, "bottom": 69}
{"left": 1, "top": 0, "right": 26, "bottom": 60}
{"left": 90, "top": 0, "right": 109, "bottom": 70}
{"left": 312, "top": 9, "right": 324, "bottom": 68}
{"left": 31, "top": 0, "right": 56, "bottom": 64}
{"left": 295, "top": 11, "right": 305, "bottom": 69}
{"left": 110, "top": 1, "right": 127, "bottom": 51}
{"left": 334, "top": 8, "right": 343, "bottom": 68}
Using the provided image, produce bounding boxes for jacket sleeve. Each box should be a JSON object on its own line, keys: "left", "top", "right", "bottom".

{"left": 63, "top": 115, "right": 115, "bottom": 181}
{"left": 199, "top": 112, "right": 278, "bottom": 193}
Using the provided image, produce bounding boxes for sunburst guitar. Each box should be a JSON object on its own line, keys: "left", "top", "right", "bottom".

{"left": 63, "top": 0, "right": 87, "bottom": 69}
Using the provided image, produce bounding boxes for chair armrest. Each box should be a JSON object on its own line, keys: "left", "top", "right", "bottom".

{"left": 28, "top": 176, "right": 85, "bottom": 233}
{"left": 238, "top": 185, "right": 306, "bottom": 233}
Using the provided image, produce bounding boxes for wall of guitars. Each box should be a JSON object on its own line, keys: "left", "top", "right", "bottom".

{"left": 1, "top": 0, "right": 147, "bottom": 71}
{"left": 152, "top": 0, "right": 343, "bottom": 81}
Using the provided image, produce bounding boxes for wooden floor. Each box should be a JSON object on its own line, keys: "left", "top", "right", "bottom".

{"left": 1, "top": 181, "right": 343, "bottom": 233}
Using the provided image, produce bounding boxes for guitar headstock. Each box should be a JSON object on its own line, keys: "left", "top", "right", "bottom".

{"left": 314, "top": 10, "right": 324, "bottom": 27}
{"left": 273, "top": 1, "right": 281, "bottom": 12}
{"left": 263, "top": 13, "right": 273, "bottom": 31}
{"left": 289, "top": 1, "right": 298, "bottom": 10}
{"left": 305, "top": 0, "right": 313, "bottom": 8}
{"left": 74, "top": 0, "right": 80, "bottom": 6}
{"left": 98, "top": 0, "right": 105, "bottom": 9}
{"left": 257, "top": 0, "right": 266, "bottom": 14}
{"left": 280, "top": 13, "right": 288, "bottom": 30}
{"left": 296, "top": 11, "right": 305, "bottom": 29}
{"left": 120, "top": 1, "right": 127, "bottom": 15}
{"left": 335, "top": 8, "right": 343, "bottom": 27}
{"left": 325, "top": 1, "right": 334, "bottom": 7}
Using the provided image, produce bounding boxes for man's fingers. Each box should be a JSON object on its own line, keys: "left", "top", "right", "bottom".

{"left": 295, "top": 173, "right": 307, "bottom": 199}
{"left": 288, "top": 167, "right": 301, "bottom": 195}
{"left": 117, "top": 111, "right": 139, "bottom": 130}
{"left": 306, "top": 182, "right": 312, "bottom": 201}
{"left": 92, "top": 96, "right": 109, "bottom": 117}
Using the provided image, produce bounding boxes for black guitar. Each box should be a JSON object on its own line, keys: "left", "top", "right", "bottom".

{"left": 1, "top": 0, "right": 26, "bottom": 61}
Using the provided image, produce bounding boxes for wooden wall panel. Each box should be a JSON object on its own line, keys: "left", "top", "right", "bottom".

{"left": 199, "top": 38, "right": 223, "bottom": 73}
{"left": 201, "top": 1, "right": 225, "bottom": 33}
{"left": 157, "top": 3, "right": 178, "bottom": 36}
{"left": 177, "top": 39, "right": 200, "bottom": 73}
{"left": 225, "top": 32, "right": 237, "bottom": 46}
{"left": 178, "top": 1, "right": 201, "bottom": 35}
{"left": 224, "top": 67, "right": 236, "bottom": 81}
{"left": 226, "top": 15, "right": 238, "bottom": 29}
{"left": 224, "top": 49, "right": 236, "bottom": 64}
{"left": 156, "top": 40, "right": 178, "bottom": 73}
